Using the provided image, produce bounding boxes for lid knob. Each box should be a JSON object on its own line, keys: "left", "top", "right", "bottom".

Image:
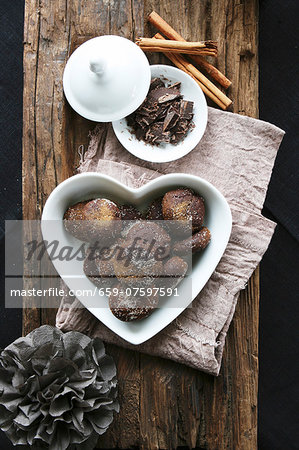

{"left": 89, "top": 55, "right": 106, "bottom": 76}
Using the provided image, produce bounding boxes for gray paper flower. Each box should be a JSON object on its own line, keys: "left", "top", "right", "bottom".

{"left": 0, "top": 325, "right": 119, "bottom": 449}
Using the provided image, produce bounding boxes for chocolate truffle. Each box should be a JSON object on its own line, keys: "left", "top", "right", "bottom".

{"left": 109, "top": 282, "right": 159, "bottom": 322}
{"left": 111, "top": 222, "right": 171, "bottom": 281}
{"left": 125, "top": 221, "right": 171, "bottom": 249}
{"left": 119, "top": 204, "right": 142, "bottom": 221}
{"left": 161, "top": 256, "right": 189, "bottom": 290}
{"left": 145, "top": 197, "right": 164, "bottom": 220}
{"left": 112, "top": 237, "right": 164, "bottom": 281}
{"left": 64, "top": 200, "right": 89, "bottom": 241}
{"left": 83, "top": 198, "right": 122, "bottom": 241}
{"left": 173, "top": 227, "right": 211, "bottom": 255}
{"left": 162, "top": 188, "right": 205, "bottom": 233}
{"left": 83, "top": 247, "right": 116, "bottom": 288}
{"left": 163, "top": 256, "right": 189, "bottom": 278}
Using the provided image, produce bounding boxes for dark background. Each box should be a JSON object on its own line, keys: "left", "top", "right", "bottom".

{"left": 0, "top": 0, "right": 298, "bottom": 449}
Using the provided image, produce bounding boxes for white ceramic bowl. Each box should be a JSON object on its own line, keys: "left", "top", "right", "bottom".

{"left": 42, "top": 173, "right": 231, "bottom": 345}
{"left": 112, "top": 65, "right": 208, "bottom": 163}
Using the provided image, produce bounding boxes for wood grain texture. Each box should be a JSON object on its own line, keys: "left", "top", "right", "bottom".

{"left": 23, "top": 0, "right": 259, "bottom": 448}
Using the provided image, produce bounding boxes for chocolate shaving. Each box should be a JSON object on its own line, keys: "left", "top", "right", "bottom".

{"left": 149, "top": 77, "right": 165, "bottom": 91}
{"left": 158, "top": 93, "right": 181, "bottom": 104}
{"left": 168, "top": 82, "right": 181, "bottom": 90}
{"left": 180, "top": 100, "right": 194, "bottom": 120}
{"left": 126, "top": 78, "right": 194, "bottom": 145}
{"left": 163, "top": 109, "right": 179, "bottom": 131}
{"left": 145, "top": 122, "right": 171, "bottom": 144}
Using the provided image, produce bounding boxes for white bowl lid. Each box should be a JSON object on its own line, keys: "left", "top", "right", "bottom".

{"left": 63, "top": 35, "right": 151, "bottom": 122}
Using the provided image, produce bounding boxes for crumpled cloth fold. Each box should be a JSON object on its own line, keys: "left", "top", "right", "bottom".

{"left": 56, "top": 107, "right": 284, "bottom": 375}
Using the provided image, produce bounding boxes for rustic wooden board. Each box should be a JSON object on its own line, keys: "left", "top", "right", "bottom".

{"left": 23, "top": 0, "right": 259, "bottom": 448}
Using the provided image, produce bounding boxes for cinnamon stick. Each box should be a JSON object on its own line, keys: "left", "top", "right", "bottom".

{"left": 139, "top": 46, "right": 217, "bottom": 57}
{"left": 137, "top": 38, "right": 217, "bottom": 56}
{"left": 148, "top": 11, "right": 232, "bottom": 89}
{"left": 154, "top": 33, "right": 232, "bottom": 110}
{"left": 167, "top": 53, "right": 227, "bottom": 110}
{"left": 137, "top": 38, "right": 217, "bottom": 50}
{"left": 137, "top": 38, "right": 217, "bottom": 57}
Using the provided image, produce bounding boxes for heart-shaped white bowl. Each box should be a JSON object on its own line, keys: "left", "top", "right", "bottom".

{"left": 42, "top": 173, "right": 231, "bottom": 344}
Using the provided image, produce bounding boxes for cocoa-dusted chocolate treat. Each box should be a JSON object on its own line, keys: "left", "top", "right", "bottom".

{"left": 109, "top": 282, "right": 159, "bottom": 322}
{"left": 83, "top": 198, "right": 122, "bottom": 241}
{"left": 173, "top": 227, "right": 211, "bottom": 255}
{"left": 162, "top": 188, "right": 205, "bottom": 233}
{"left": 126, "top": 77, "right": 194, "bottom": 145}
{"left": 94, "top": 257, "right": 116, "bottom": 284}
{"left": 83, "top": 247, "right": 116, "bottom": 288}
{"left": 83, "top": 248, "right": 100, "bottom": 285}
{"left": 64, "top": 198, "right": 122, "bottom": 242}
{"left": 125, "top": 221, "right": 171, "bottom": 250}
{"left": 162, "top": 256, "right": 189, "bottom": 289}
{"left": 112, "top": 237, "right": 164, "bottom": 281}
{"left": 163, "top": 256, "right": 189, "bottom": 278}
{"left": 145, "top": 197, "right": 164, "bottom": 220}
{"left": 112, "top": 222, "right": 171, "bottom": 281}
{"left": 119, "top": 204, "right": 142, "bottom": 221}
{"left": 63, "top": 200, "right": 89, "bottom": 241}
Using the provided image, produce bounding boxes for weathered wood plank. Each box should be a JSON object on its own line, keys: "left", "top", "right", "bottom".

{"left": 23, "top": 0, "right": 259, "bottom": 448}
{"left": 23, "top": 0, "right": 42, "bottom": 335}
{"left": 23, "top": 3, "right": 143, "bottom": 450}
{"left": 139, "top": 0, "right": 259, "bottom": 448}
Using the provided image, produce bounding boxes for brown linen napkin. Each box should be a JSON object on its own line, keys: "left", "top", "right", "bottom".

{"left": 56, "top": 107, "right": 284, "bottom": 375}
